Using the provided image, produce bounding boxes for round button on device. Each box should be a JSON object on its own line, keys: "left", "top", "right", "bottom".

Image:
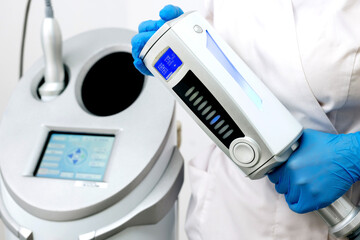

{"left": 229, "top": 137, "right": 260, "bottom": 168}
{"left": 193, "top": 25, "right": 203, "bottom": 33}
{"left": 233, "top": 143, "right": 255, "bottom": 164}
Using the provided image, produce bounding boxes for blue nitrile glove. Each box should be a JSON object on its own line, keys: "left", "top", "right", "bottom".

{"left": 268, "top": 129, "right": 360, "bottom": 214}
{"left": 131, "top": 5, "right": 184, "bottom": 76}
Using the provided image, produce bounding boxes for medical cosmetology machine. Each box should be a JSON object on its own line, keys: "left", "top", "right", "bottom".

{"left": 0, "top": 3, "right": 183, "bottom": 239}
{"left": 139, "top": 11, "right": 360, "bottom": 239}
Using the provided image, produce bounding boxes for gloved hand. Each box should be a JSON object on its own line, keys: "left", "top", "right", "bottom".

{"left": 268, "top": 129, "right": 360, "bottom": 214}
{"left": 131, "top": 5, "right": 184, "bottom": 75}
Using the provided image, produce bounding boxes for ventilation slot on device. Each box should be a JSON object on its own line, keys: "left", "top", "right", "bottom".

{"left": 173, "top": 70, "right": 244, "bottom": 148}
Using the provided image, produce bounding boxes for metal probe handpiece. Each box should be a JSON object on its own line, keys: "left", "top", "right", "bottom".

{"left": 317, "top": 197, "right": 360, "bottom": 239}
{"left": 38, "top": 0, "right": 65, "bottom": 101}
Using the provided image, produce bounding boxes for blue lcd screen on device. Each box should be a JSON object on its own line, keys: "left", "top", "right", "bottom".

{"left": 154, "top": 48, "right": 183, "bottom": 80}
{"left": 35, "top": 132, "right": 115, "bottom": 182}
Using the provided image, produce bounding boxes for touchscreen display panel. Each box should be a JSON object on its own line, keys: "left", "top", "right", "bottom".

{"left": 35, "top": 132, "right": 115, "bottom": 182}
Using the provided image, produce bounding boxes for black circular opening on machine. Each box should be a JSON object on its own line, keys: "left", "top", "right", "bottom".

{"left": 81, "top": 52, "right": 144, "bottom": 116}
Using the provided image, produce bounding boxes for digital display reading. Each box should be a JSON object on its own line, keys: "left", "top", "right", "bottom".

{"left": 154, "top": 48, "right": 183, "bottom": 80}
{"left": 35, "top": 132, "right": 115, "bottom": 182}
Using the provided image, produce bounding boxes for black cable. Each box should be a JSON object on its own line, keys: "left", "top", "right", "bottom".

{"left": 44, "top": 0, "right": 51, "bottom": 7}
{"left": 44, "top": 0, "right": 54, "bottom": 18}
{"left": 19, "top": 0, "right": 32, "bottom": 79}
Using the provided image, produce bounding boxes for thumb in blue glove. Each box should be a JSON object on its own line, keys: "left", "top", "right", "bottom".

{"left": 268, "top": 129, "right": 360, "bottom": 214}
{"left": 131, "top": 5, "right": 184, "bottom": 76}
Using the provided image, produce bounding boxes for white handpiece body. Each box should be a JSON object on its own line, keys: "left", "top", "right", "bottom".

{"left": 140, "top": 11, "right": 302, "bottom": 179}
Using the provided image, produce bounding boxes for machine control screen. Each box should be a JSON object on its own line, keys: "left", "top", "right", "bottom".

{"left": 34, "top": 132, "right": 115, "bottom": 182}
{"left": 154, "top": 47, "right": 183, "bottom": 80}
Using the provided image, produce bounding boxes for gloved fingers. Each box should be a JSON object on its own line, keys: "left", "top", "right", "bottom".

{"left": 274, "top": 176, "right": 289, "bottom": 194}
{"left": 285, "top": 187, "right": 300, "bottom": 205}
{"left": 268, "top": 166, "right": 289, "bottom": 194}
{"left": 287, "top": 186, "right": 317, "bottom": 214}
{"left": 288, "top": 183, "right": 325, "bottom": 214}
{"left": 289, "top": 203, "right": 310, "bottom": 214}
{"left": 132, "top": 5, "right": 183, "bottom": 76}
{"left": 289, "top": 194, "right": 314, "bottom": 214}
{"left": 131, "top": 31, "right": 156, "bottom": 76}
{"left": 131, "top": 31, "right": 155, "bottom": 60}
{"left": 133, "top": 58, "right": 153, "bottom": 76}
{"left": 268, "top": 165, "right": 284, "bottom": 184}
{"left": 268, "top": 129, "right": 360, "bottom": 214}
{"left": 159, "top": 5, "right": 184, "bottom": 21}
{"left": 288, "top": 192, "right": 309, "bottom": 214}
{"left": 138, "top": 19, "right": 166, "bottom": 33}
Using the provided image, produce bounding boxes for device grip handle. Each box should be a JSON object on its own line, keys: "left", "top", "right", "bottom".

{"left": 316, "top": 196, "right": 360, "bottom": 238}
{"left": 38, "top": 18, "right": 65, "bottom": 101}
{"left": 78, "top": 147, "right": 184, "bottom": 240}
{"left": 0, "top": 173, "right": 33, "bottom": 240}
{"left": 41, "top": 18, "right": 64, "bottom": 84}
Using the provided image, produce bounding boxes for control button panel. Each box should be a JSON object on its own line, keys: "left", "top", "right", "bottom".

{"left": 173, "top": 70, "right": 245, "bottom": 148}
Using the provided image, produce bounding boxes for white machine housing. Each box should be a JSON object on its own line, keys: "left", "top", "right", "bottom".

{"left": 140, "top": 11, "right": 303, "bottom": 179}
{"left": 0, "top": 28, "right": 183, "bottom": 240}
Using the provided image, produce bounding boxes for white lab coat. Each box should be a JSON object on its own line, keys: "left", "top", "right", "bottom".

{"left": 185, "top": 0, "right": 360, "bottom": 239}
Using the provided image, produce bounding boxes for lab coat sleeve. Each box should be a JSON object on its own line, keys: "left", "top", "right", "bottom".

{"left": 185, "top": 143, "right": 217, "bottom": 240}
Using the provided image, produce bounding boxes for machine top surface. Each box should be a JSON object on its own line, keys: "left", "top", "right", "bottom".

{"left": 0, "top": 28, "right": 175, "bottom": 221}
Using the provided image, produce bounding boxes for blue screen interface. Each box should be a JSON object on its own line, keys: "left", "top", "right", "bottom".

{"left": 35, "top": 132, "right": 115, "bottom": 182}
{"left": 154, "top": 48, "right": 183, "bottom": 80}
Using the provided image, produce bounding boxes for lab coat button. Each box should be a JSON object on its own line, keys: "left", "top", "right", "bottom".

{"left": 233, "top": 143, "right": 255, "bottom": 164}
